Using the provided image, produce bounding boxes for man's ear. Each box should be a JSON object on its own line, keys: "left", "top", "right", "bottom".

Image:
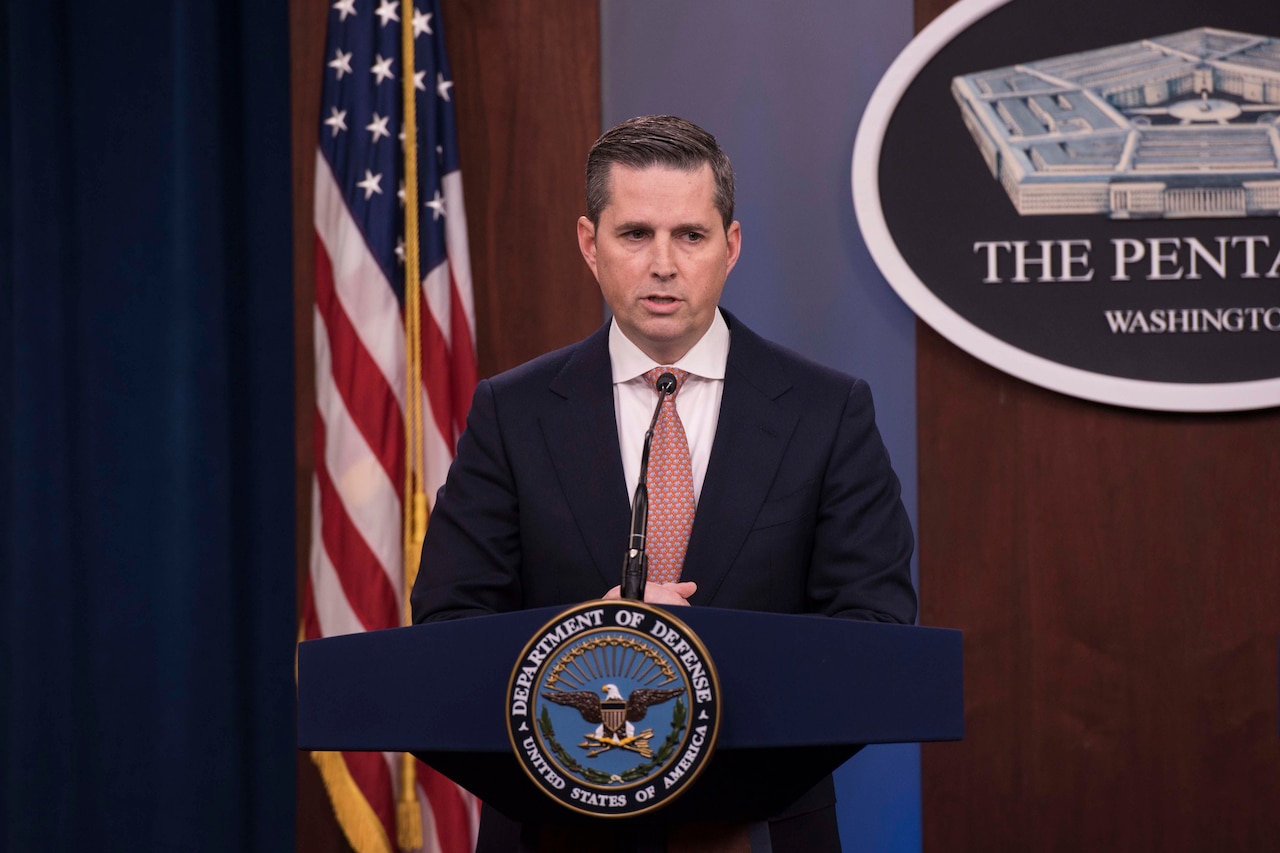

{"left": 724, "top": 220, "right": 742, "bottom": 277}
{"left": 577, "top": 216, "right": 599, "bottom": 278}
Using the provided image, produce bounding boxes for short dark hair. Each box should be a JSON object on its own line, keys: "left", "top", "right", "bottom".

{"left": 585, "top": 115, "right": 735, "bottom": 229}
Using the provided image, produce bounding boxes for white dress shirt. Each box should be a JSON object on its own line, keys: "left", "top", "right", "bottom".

{"left": 610, "top": 309, "right": 729, "bottom": 506}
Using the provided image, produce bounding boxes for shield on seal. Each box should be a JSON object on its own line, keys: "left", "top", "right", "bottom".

{"left": 601, "top": 699, "right": 627, "bottom": 737}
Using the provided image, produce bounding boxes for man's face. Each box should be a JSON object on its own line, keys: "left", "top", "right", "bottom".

{"left": 578, "top": 163, "right": 741, "bottom": 365}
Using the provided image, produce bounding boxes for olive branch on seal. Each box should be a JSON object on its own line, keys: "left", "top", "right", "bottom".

{"left": 619, "top": 698, "right": 686, "bottom": 783}
{"left": 539, "top": 706, "right": 614, "bottom": 785}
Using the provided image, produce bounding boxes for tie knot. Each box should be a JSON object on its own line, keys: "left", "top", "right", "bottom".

{"left": 644, "top": 367, "right": 690, "bottom": 397}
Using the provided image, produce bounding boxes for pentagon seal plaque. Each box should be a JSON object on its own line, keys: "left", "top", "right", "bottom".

{"left": 505, "top": 601, "right": 720, "bottom": 818}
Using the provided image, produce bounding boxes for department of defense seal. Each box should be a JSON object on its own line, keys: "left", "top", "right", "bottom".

{"left": 505, "top": 600, "right": 720, "bottom": 818}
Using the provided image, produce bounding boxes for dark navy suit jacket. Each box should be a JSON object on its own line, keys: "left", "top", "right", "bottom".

{"left": 412, "top": 310, "right": 916, "bottom": 625}
{"left": 410, "top": 309, "right": 916, "bottom": 850}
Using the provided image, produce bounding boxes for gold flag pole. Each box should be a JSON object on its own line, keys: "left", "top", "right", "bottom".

{"left": 398, "top": 0, "right": 426, "bottom": 848}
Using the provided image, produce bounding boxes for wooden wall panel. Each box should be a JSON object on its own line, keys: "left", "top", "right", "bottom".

{"left": 918, "top": 322, "right": 1280, "bottom": 851}
{"left": 441, "top": 0, "right": 604, "bottom": 378}
{"left": 290, "top": 1, "right": 601, "bottom": 848}
{"left": 286, "top": 2, "right": 340, "bottom": 845}
{"left": 915, "top": 1, "right": 1280, "bottom": 850}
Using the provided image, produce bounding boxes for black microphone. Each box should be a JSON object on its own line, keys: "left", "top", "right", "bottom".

{"left": 620, "top": 372, "right": 678, "bottom": 600}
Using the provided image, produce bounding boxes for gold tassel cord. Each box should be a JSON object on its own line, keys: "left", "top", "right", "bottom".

{"left": 395, "top": 751, "right": 424, "bottom": 852}
{"left": 312, "top": 751, "right": 396, "bottom": 853}
{"left": 397, "top": 0, "right": 425, "bottom": 849}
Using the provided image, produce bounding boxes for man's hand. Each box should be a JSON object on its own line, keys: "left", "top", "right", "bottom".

{"left": 602, "top": 581, "right": 697, "bottom": 606}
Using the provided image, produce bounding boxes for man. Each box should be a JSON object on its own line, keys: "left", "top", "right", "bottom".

{"left": 413, "top": 115, "right": 916, "bottom": 850}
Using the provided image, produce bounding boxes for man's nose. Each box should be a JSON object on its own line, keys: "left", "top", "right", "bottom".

{"left": 649, "top": 236, "right": 676, "bottom": 280}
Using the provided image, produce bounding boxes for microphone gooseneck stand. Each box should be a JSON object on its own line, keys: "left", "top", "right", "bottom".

{"left": 620, "top": 372, "right": 677, "bottom": 601}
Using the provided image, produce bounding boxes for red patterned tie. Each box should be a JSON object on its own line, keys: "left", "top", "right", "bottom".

{"left": 644, "top": 367, "right": 695, "bottom": 585}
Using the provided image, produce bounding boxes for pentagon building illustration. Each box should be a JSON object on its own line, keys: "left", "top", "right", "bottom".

{"left": 952, "top": 28, "right": 1280, "bottom": 218}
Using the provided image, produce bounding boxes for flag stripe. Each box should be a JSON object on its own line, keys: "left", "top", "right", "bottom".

{"left": 303, "top": 473, "right": 325, "bottom": 642}
{"left": 420, "top": 268, "right": 462, "bottom": 449}
{"left": 423, "top": 257, "right": 454, "bottom": 349}
{"left": 448, "top": 275, "right": 478, "bottom": 438}
{"left": 442, "top": 171, "right": 477, "bottom": 337}
{"left": 314, "top": 409, "right": 401, "bottom": 633}
{"left": 308, "top": 483, "right": 372, "bottom": 640}
{"left": 343, "top": 750, "right": 397, "bottom": 846}
{"left": 315, "top": 153, "right": 407, "bottom": 411}
{"left": 313, "top": 308, "right": 403, "bottom": 598}
{"left": 316, "top": 239, "right": 406, "bottom": 490}
{"left": 419, "top": 381, "right": 455, "bottom": 506}
{"left": 418, "top": 263, "right": 477, "bottom": 450}
{"left": 417, "top": 761, "right": 477, "bottom": 853}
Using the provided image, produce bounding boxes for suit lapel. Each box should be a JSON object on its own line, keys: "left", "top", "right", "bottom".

{"left": 541, "top": 325, "right": 631, "bottom": 590}
{"left": 683, "top": 317, "right": 798, "bottom": 604}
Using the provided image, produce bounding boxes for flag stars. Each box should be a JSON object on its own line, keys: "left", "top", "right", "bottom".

{"left": 413, "top": 70, "right": 427, "bottom": 92}
{"left": 436, "top": 73, "right": 453, "bottom": 101}
{"left": 357, "top": 170, "right": 383, "bottom": 200}
{"left": 426, "top": 189, "right": 446, "bottom": 220}
{"left": 366, "top": 112, "right": 391, "bottom": 143}
{"left": 324, "top": 107, "right": 348, "bottom": 137}
{"left": 333, "top": 0, "right": 357, "bottom": 22}
{"left": 374, "top": 0, "right": 399, "bottom": 26}
{"left": 413, "top": 9, "right": 433, "bottom": 37}
{"left": 395, "top": 237, "right": 406, "bottom": 265}
{"left": 398, "top": 181, "right": 406, "bottom": 207}
{"left": 371, "top": 54, "right": 395, "bottom": 85}
{"left": 328, "top": 49, "right": 353, "bottom": 79}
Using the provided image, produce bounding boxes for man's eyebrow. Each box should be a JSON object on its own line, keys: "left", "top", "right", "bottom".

{"left": 612, "top": 220, "right": 711, "bottom": 233}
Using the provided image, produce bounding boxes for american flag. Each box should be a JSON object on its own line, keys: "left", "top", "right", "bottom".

{"left": 302, "top": 0, "right": 480, "bottom": 851}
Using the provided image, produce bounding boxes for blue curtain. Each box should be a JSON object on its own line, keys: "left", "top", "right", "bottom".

{"left": 2, "top": 2, "right": 295, "bottom": 850}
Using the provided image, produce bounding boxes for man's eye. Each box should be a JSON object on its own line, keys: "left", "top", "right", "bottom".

{"left": 625, "top": 230, "right": 647, "bottom": 240}
{"left": 684, "top": 232, "right": 704, "bottom": 243}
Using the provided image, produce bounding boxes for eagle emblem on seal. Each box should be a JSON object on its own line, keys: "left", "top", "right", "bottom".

{"left": 541, "top": 682, "right": 684, "bottom": 758}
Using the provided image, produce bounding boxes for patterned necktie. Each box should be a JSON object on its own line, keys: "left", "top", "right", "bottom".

{"left": 643, "top": 367, "right": 695, "bottom": 585}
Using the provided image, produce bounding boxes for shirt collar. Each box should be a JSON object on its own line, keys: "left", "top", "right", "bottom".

{"left": 609, "top": 309, "right": 730, "bottom": 384}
